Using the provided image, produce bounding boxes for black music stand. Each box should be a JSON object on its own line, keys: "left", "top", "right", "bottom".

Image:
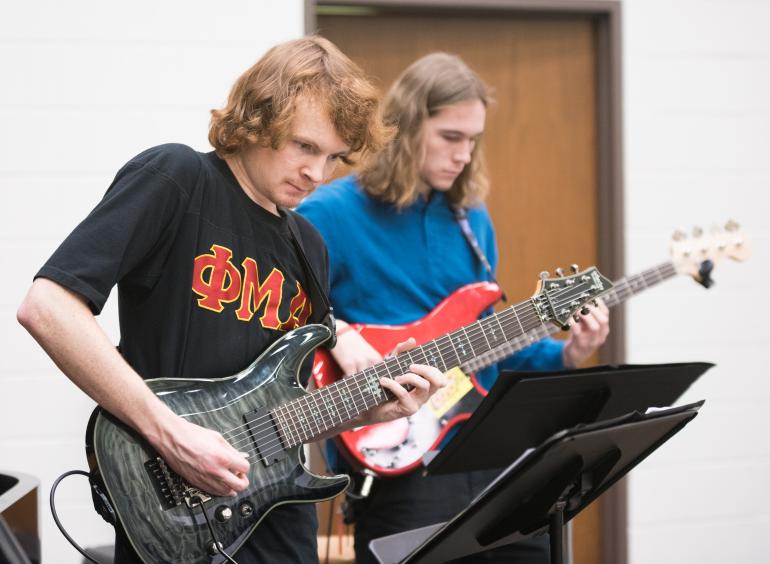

{"left": 369, "top": 402, "right": 703, "bottom": 564}
{"left": 425, "top": 362, "right": 712, "bottom": 474}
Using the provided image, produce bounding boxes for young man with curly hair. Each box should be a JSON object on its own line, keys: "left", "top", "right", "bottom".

{"left": 18, "top": 37, "right": 445, "bottom": 563}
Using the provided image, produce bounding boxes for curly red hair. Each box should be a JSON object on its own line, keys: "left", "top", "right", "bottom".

{"left": 209, "top": 36, "right": 391, "bottom": 162}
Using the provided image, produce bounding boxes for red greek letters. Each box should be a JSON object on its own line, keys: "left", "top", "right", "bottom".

{"left": 192, "top": 244, "right": 311, "bottom": 329}
{"left": 236, "top": 260, "right": 285, "bottom": 326}
{"left": 192, "top": 245, "right": 241, "bottom": 312}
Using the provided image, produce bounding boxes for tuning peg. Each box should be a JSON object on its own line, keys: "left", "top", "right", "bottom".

{"left": 555, "top": 267, "right": 565, "bottom": 277}
{"left": 725, "top": 219, "right": 740, "bottom": 232}
{"left": 540, "top": 271, "right": 550, "bottom": 281}
{"left": 692, "top": 226, "right": 703, "bottom": 237}
{"left": 570, "top": 264, "right": 579, "bottom": 273}
{"left": 672, "top": 229, "right": 687, "bottom": 241}
{"left": 698, "top": 260, "right": 715, "bottom": 289}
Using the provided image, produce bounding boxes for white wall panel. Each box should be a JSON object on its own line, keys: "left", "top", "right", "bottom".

{"left": 623, "top": 0, "right": 770, "bottom": 562}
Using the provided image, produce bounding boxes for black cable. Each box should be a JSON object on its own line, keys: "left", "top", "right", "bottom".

{"left": 53, "top": 472, "right": 240, "bottom": 563}
{"left": 324, "top": 495, "right": 335, "bottom": 564}
{"left": 49, "top": 470, "right": 104, "bottom": 564}
{"left": 314, "top": 441, "right": 334, "bottom": 564}
{"left": 194, "top": 497, "right": 239, "bottom": 564}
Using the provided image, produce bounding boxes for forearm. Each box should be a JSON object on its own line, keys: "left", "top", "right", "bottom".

{"left": 17, "top": 279, "right": 176, "bottom": 443}
{"left": 19, "top": 280, "right": 250, "bottom": 496}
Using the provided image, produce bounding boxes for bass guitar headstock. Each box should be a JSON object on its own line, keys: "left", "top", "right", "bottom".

{"left": 532, "top": 265, "right": 613, "bottom": 330}
{"left": 671, "top": 220, "right": 751, "bottom": 288}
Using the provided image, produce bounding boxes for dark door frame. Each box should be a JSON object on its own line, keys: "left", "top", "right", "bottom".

{"left": 306, "top": 2, "right": 626, "bottom": 563}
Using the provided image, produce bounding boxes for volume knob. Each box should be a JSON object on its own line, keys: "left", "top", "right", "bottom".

{"left": 215, "top": 506, "right": 233, "bottom": 522}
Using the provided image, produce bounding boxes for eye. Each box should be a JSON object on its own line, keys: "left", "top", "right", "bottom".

{"left": 294, "top": 140, "right": 314, "bottom": 152}
{"left": 328, "top": 153, "right": 352, "bottom": 165}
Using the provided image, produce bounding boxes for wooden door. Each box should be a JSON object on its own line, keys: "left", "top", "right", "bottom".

{"left": 316, "top": 11, "right": 601, "bottom": 563}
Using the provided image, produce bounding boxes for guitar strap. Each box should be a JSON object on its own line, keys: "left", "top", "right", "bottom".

{"left": 452, "top": 206, "right": 508, "bottom": 302}
{"left": 284, "top": 209, "right": 337, "bottom": 349}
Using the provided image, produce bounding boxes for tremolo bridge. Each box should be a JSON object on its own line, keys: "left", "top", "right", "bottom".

{"left": 145, "top": 457, "right": 211, "bottom": 510}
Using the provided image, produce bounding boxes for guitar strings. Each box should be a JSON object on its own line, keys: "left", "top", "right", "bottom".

{"left": 223, "top": 298, "right": 602, "bottom": 454}
{"left": 219, "top": 263, "right": 670, "bottom": 454}
{"left": 226, "top": 265, "right": 678, "bottom": 462}
{"left": 219, "top": 283, "right": 574, "bottom": 446}
{"left": 217, "top": 276, "right": 621, "bottom": 452}
{"left": 218, "top": 275, "right": 616, "bottom": 448}
{"left": 465, "top": 265, "right": 675, "bottom": 370}
{"left": 218, "top": 265, "right": 675, "bottom": 458}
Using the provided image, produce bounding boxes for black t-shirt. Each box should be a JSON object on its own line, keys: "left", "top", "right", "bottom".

{"left": 37, "top": 143, "right": 328, "bottom": 562}
{"left": 38, "top": 143, "right": 328, "bottom": 385}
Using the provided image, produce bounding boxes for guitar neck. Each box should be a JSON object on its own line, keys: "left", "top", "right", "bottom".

{"left": 463, "top": 260, "right": 678, "bottom": 372}
{"left": 272, "top": 296, "right": 548, "bottom": 446}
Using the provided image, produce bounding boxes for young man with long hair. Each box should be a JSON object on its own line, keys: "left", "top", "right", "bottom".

{"left": 298, "top": 52, "right": 609, "bottom": 563}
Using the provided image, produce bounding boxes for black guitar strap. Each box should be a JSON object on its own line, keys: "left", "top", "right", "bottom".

{"left": 284, "top": 209, "right": 337, "bottom": 349}
{"left": 452, "top": 206, "right": 508, "bottom": 302}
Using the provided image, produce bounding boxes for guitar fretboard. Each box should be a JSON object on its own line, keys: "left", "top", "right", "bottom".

{"left": 463, "top": 261, "right": 677, "bottom": 372}
{"left": 270, "top": 299, "right": 541, "bottom": 447}
{"left": 269, "top": 267, "right": 613, "bottom": 447}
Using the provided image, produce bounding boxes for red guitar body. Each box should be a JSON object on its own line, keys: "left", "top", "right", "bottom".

{"left": 311, "top": 282, "right": 502, "bottom": 476}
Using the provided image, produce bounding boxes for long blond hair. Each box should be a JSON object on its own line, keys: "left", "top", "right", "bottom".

{"left": 359, "top": 53, "right": 490, "bottom": 208}
{"left": 209, "top": 36, "right": 390, "bottom": 161}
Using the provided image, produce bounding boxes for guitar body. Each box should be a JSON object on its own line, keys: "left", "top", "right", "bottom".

{"left": 87, "top": 324, "right": 349, "bottom": 564}
{"left": 312, "top": 282, "right": 502, "bottom": 476}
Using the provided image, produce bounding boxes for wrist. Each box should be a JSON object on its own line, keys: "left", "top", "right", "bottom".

{"left": 335, "top": 321, "right": 356, "bottom": 338}
{"left": 135, "top": 399, "right": 180, "bottom": 449}
{"left": 562, "top": 346, "right": 577, "bottom": 369}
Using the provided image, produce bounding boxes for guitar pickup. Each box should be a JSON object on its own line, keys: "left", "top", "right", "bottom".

{"left": 244, "top": 409, "right": 287, "bottom": 468}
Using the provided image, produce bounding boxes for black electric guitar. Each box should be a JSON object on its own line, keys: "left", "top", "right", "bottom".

{"left": 85, "top": 267, "right": 612, "bottom": 563}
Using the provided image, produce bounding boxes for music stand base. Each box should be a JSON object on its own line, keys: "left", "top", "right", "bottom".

{"left": 549, "top": 502, "right": 566, "bottom": 564}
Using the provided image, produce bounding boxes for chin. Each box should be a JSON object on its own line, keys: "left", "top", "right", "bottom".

{"left": 281, "top": 194, "right": 307, "bottom": 209}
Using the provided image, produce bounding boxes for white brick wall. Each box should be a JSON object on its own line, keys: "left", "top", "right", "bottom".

{"left": 623, "top": 0, "right": 770, "bottom": 562}
{"left": 0, "top": 2, "right": 302, "bottom": 562}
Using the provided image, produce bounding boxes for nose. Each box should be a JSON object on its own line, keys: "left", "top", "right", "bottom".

{"left": 301, "top": 156, "right": 326, "bottom": 185}
{"left": 453, "top": 139, "right": 473, "bottom": 165}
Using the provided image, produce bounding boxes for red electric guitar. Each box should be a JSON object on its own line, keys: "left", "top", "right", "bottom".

{"left": 312, "top": 221, "right": 750, "bottom": 477}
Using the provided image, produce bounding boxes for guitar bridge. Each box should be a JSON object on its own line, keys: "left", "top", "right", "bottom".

{"left": 145, "top": 457, "right": 211, "bottom": 510}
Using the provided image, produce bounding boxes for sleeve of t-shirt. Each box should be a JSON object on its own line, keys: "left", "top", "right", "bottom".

{"left": 36, "top": 147, "right": 193, "bottom": 314}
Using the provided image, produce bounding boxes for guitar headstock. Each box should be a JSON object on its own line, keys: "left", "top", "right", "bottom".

{"left": 532, "top": 265, "right": 614, "bottom": 330}
{"left": 671, "top": 220, "right": 751, "bottom": 287}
